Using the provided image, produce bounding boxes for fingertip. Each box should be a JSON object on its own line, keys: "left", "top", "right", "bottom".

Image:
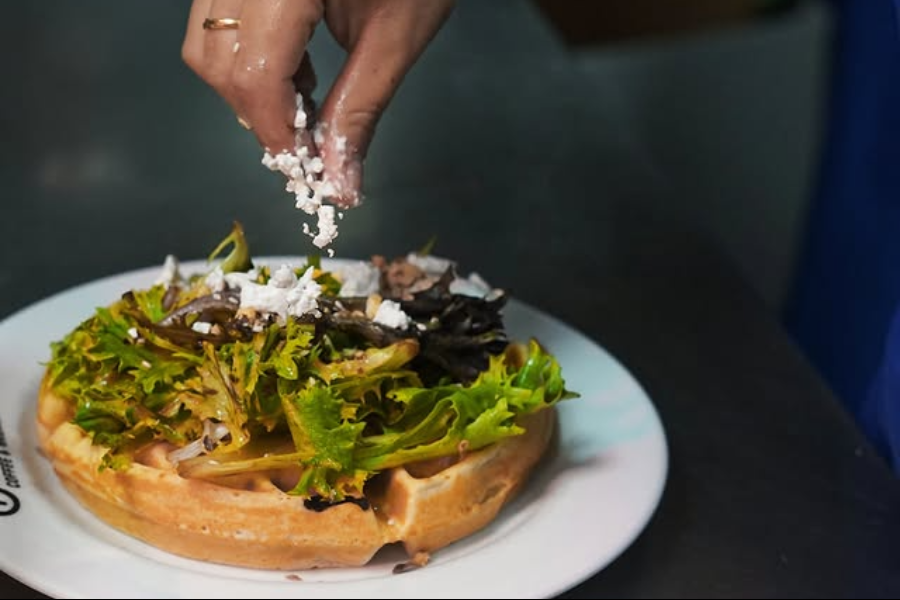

{"left": 234, "top": 81, "right": 297, "bottom": 154}
{"left": 326, "top": 160, "right": 364, "bottom": 209}
{"left": 318, "top": 128, "right": 364, "bottom": 208}
{"left": 253, "top": 126, "right": 296, "bottom": 157}
{"left": 335, "top": 159, "right": 364, "bottom": 208}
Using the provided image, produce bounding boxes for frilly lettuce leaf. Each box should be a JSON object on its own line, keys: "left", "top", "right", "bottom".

{"left": 46, "top": 227, "right": 579, "bottom": 501}
{"left": 168, "top": 340, "right": 573, "bottom": 500}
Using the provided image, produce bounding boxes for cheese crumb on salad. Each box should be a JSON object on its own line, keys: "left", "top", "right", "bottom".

{"left": 156, "top": 223, "right": 506, "bottom": 346}
{"left": 238, "top": 265, "right": 323, "bottom": 323}
{"left": 372, "top": 299, "right": 412, "bottom": 330}
{"left": 191, "top": 321, "right": 213, "bottom": 335}
{"left": 205, "top": 267, "right": 259, "bottom": 293}
{"left": 155, "top": 255, "right": 182, "bottom": 288}
{"left": 405, "top": 253, "right": 453, "bottom": 277}
{"left": 334, "top": 261, "right": 381, "bottom": 298}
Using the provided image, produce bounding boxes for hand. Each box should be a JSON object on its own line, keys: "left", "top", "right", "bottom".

{"left": 182, "top": 0, "right": 455, "bottom": 206}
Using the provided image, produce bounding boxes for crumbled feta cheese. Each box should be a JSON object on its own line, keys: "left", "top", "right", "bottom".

{"left": 293, "top": 93, "right": 307, "bottom": 129}
{"left": 205, "top": 266, "right": 259, "bottom": 292}
{"left": 155, "top": 255, "right": 181, "bottom": 287}
{"left": 449, "top": 272, "right": 493, "bottom": 298}
{"left": 373, "top": 299, "right": 411, "bottom": 330}
{"left": 262, "top": 94, "right": 347, "bottom": 254}
{"left": 270, "top": 264, "right": 297, "bottom": 288}
{"left": 306, "top": 156, "right": 323, "bottom": 174}
{"left": 406, "top": 253, "right": 454, "bottom": 277}
{"left": 205, "top": 267, "right": 225, "bottom": 292}
{"left": 334, "top": 261, "right": 381, "bottom": 297}
{"left": 191, "top": 321, "right": 213, "bottom": 335}
{"left": 239, "top": 265, "right": 321, "bottom": 322}
{"left": 127, "top": 327, "right": 139, "bottom": 339}
{"left": 484, "top": 288, "right": 505, "bottom": 302}
{"left": 312, "top": 205, "right": 338, "bottom": 249}
{"left": 240, "top": 283, "right": 290, "bottom": 318}
{"left": 227, "top": 270, "right": 258, "bottom": 289}
{"left": 285, "top": 266, "right": 322, "bottom": 318}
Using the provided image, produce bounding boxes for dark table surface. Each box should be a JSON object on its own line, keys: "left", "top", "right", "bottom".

{"left": 3, "top": 2, "right": 900, "bottom": 598}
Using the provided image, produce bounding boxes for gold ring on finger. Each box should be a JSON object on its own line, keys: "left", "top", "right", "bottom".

{"left": 203, "top": 17, "right": 241, "bottom": 31}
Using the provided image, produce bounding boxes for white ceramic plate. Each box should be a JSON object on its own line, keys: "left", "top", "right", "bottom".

{"left": 0, "top": 258, "right": 668, "bottom": 599}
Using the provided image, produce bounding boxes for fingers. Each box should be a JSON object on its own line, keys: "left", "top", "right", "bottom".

{"left": 202, "top": 0, "right": 244, "bottom": 91}
{"left": 182, "top": 0, "right": 454, "bottom": 210}
{"left": 233, "top": 0, "right": 323, "bottom": 153}
{"left": 182, "top": 0, "right": 323, "bottom": 153}
{"left": 317, "top": 0, "right": 455, "bottom": 206}
{"left": 183, "top": 0, "right": 247, "bottom": 125}
{"left": 181, "top": 0, "right": 215, "bottom": 76}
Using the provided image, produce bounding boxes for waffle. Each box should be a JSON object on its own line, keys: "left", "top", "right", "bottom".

{"left": 36, "top": 376, "right": 555, "bottom": 570}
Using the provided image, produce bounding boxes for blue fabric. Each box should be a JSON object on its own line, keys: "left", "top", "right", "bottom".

{"left": 864, "top": 310, "right": 900, "bottom": 469}
{"left": 785, "top": 0, "right": 900, "bottom": 472}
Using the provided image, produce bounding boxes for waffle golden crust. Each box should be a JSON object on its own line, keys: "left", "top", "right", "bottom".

{"left": 37, "top": 377, "right": 556, "bottom": 570}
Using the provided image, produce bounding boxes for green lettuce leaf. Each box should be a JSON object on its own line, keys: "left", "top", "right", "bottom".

{"left": 45, "top": 223, "right": 579, "bottom": 500}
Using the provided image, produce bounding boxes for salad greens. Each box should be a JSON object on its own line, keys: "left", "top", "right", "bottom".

{"left": 47, "top": 223, "right": 577, "bottom": 502}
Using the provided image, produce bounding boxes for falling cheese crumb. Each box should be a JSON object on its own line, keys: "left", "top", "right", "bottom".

{"left": 262, "top": 94, "right": 346, "bottom": 253}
